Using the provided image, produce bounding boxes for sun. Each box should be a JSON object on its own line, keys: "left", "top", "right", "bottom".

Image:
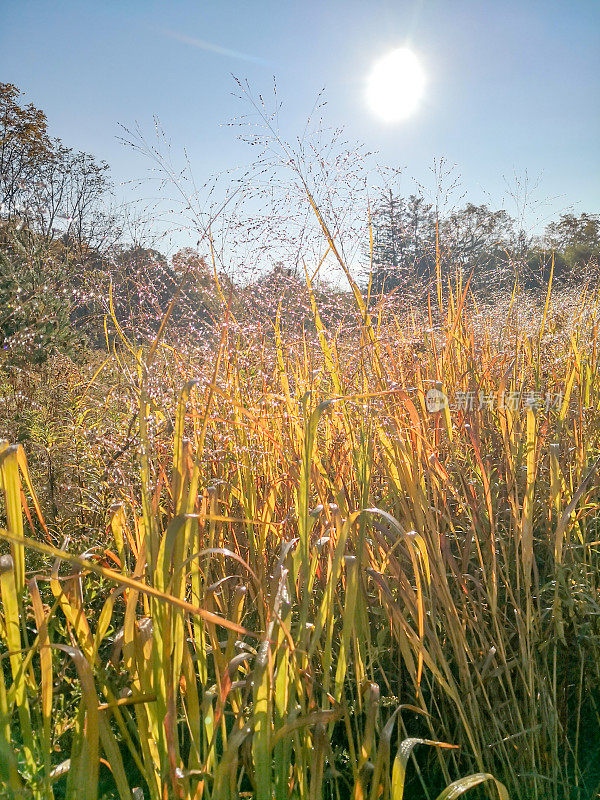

{"left": 366, "top": 47, "right": 426, "bottom": 122}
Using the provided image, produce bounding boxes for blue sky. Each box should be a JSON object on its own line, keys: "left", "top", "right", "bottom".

{"left": 1, "top": 0, "right": 599, "bottom": 238}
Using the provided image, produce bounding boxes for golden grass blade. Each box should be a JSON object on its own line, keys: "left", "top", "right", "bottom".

{"left": 0, "top": 446, "right": 25, "bottom": 593}
{"left": 0, "top": 529, "right": 255, "bottom": 636}
{"left": 391, "top": 738, "right": 458, "bottom": 800}
{"left": 433, "top": 772, "right": 510, "bottom": 800}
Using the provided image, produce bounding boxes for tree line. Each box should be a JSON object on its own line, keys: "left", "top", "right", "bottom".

{"left": 369, "top": 189, "right": 600, "bottom": 296}
{"left": 2, "top": 82, "right": 599, "bottom": 364}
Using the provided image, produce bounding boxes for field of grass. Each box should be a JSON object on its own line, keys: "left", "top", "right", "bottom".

{"left": 1, "top": 235, "right": 600, "bottom": 800}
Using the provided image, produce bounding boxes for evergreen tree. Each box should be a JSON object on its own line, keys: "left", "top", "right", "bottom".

{"left": 369, "top": 190, "right": 436, "bottom": 295}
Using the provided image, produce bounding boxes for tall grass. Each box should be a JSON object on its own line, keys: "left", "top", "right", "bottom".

{"left": 1, "top": 228, "right": 600, "bottom": 799}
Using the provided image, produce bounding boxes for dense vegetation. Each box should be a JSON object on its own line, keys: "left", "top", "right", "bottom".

{"left": 1, "top": 83, "right": 600, "bottom": 800}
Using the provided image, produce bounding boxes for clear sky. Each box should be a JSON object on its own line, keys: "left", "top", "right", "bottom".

{"left": 1, "top": 0, "right": 599, "bottom": 236}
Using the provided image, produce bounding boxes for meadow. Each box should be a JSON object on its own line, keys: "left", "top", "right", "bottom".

{"left": 1, "top": 209, "right": 600, "bottom": 800}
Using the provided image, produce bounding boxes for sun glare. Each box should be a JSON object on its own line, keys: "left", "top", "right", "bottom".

{"left": 366, "top": 47, "right": 425, "bottom": 122}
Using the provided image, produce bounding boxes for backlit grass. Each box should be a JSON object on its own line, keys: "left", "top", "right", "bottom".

{"left": 1, "top": 242, "right": 600, "bottom": 799}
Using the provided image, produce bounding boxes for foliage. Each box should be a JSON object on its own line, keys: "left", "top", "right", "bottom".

{"left": 0, "top": 82, "right": 116, "bottom": 365}
{"left": 105, "top": 246, "right": 229, "bottom": 342}
{"left": 369, "top": 189, "right": 599, "bottom": 296}
{"left": 0, "top": 83, "right": 52, "bottom": 220}
{"left": 369, "top": 191, "right": 437, "bottom": 295}
{"left": 0, "top": 224, "right": 83, "bottom": 363}
{"left": 540, "top": 213, "right": 600, "bottom": 283}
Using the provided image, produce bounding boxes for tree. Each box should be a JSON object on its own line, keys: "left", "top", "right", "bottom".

{"left": 369, "top": 192, "right": 538, "bottom": 295}
{"left": 0, "top": 84, "right": 119, "bottom": 360}
{"left": 545, "top": 213, "right": 600, "bottom": 268}
{"left": 31, "top": 144, "right": 112, "bottom": 253}
{"left": 1, "top": 83, "right": 113, "bottom": 250}
{"left": 101, "top": 246, "right": 227, "bottom": 344}
{"left": 170, "top": 247, "right": 231, "bottom": 326}
{"left": 106, "top": 245, "right": 171, "bottom": 338}
{"left": 440, "top": 203, "right": 515, "bottom": 289}
{"left": 522, "top": 212, "right": 600, "bottom": 289}
{"left": 0, "top": 83, "right": 52, "bottom": 222}
{"left": 369, "top": 191, "right": 437, "bottom": 295}
{"left": 0, "top": 226, "right": 81, "bottom": 363}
